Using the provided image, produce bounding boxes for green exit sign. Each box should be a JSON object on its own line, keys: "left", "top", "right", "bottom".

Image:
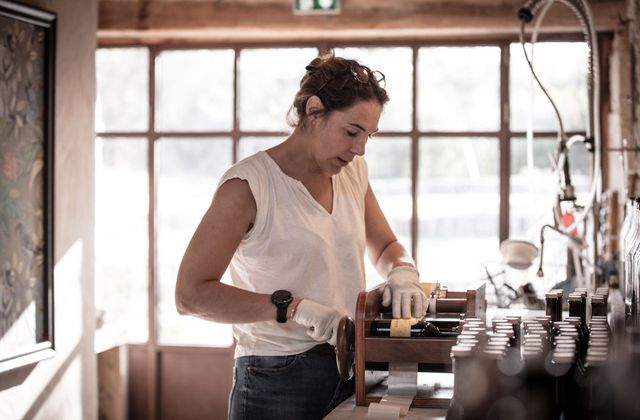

{"left": 293, "top": 0, "right": 340, "bottom": 15}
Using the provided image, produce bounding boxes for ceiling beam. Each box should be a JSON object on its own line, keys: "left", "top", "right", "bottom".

{"left": 98, "top": 0, "right": 625, "bottom": 43}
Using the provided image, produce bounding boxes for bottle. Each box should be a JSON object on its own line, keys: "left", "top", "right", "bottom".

{"left": 546, "top": 292, "right": 559, "bottom": 321}
{"left": 505, "top": 315, "right": 523, "bottom": 348}
{"left": 624, "top": 200, "right": 640, "bottom": 321}
{"left": 555, "top": 290, "right": 564, "bottom": 322}
{"left": 619, "top": 199, "right": 633, "bottom": 274}
{"left": 546, "top": 290, "right": 563, "bottom": 322}
{"left": 569, "top": 294, "right": 583, "bottom": 319}
{"left": 552, "top": 348, "right": 580, "bottom": 420}
{"left": 480, "top": 348, "right": 505, "bottom": 418}
{"left": 584, "top": 354, "right": 609, "bottom": 420}
{"left": 569, "top": 294, "right": 590, "bottom": 356}
{"left": 591, "top": 295, "right": 607, "bottom": 317}
{"left": 447, "top": 345, "right": 474, "bottom": 420}
{"left": 632, "top": 200, "right": 640, "bottom": 325}
{"left": 378, "top": 311, "right": 463, "bottom": 325}
{"left": 369, "top": 317, "right": 458, "bottom": 338}
{"left": 521, "top": 348, "right": 556, "bottom": 420}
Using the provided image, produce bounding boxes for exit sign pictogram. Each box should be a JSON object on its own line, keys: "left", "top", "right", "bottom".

{"left": 293, "top": 0, "right": 340, "bottom": 15}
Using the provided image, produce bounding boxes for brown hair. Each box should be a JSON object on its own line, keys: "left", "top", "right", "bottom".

{"left": 287, "top": 52, "right": 389, "bottom": 129}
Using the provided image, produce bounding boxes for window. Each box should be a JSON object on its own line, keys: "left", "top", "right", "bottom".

{"left": 96, "top": 48, "right": 149, "bottom": 132}
{"left": 95, "top": 47, "right": 149, "bottom": 345}
{"left": 155, "top": 49, "right": 235, "bottom": 131}
{"left": 155, "top": 138, "right": 234, "bottom": 345}
{"left": 95, "top": 138, "right": 149, "bottom": 344}
{"left": 507, "top": 42, "right": 590, "bottom": 291}
{"left": 417, "top": 46, "right": 502, "bottom": 288}
{"left": 365, "top": 136, "right": 412, "bottom": 288}
{"left": 510, "top": 42, "right": 589, "bottom": 132}
{"left": 238, "top": 48, "right": 318, "bottom": 131}
{"left": 418, "top": 46, "right": 501, "bottom": 132}
{"left": 418, "top": 137, "right": 500, "bottom": 288}
{"left": 95, "top": 39, "right": 591, "bottom": 347}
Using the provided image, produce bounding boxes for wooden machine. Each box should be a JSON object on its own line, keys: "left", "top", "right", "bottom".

{"left": 335, "top": 282, "right": 486, "bottom": 408}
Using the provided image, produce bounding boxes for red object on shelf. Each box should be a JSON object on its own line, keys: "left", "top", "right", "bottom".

{"left": 562, "top": 211, "right": 578, "bottom": 235}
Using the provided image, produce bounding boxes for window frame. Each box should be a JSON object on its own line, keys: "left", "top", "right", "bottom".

{"left": 95, "top": 33, "right": 599, "bottom": 349}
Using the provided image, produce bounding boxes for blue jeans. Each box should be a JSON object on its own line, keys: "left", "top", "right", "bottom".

{"left": 228, "top": 351, "right": 355, "bottom": 420}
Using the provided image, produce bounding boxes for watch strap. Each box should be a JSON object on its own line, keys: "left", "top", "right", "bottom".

{"left": 276, "top": 304, "right": 288, "bottom": 323}
{"left": 271, "top": 290, "right": 293, "bottom": 323}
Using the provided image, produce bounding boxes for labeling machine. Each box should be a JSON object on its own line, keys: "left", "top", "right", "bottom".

{"left": 335, "top": 282, "right": 486, "bottom": 408}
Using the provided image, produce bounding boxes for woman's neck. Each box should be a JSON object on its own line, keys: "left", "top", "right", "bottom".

{"left": 267, "top": 130, "right": 327, "bottom": 181}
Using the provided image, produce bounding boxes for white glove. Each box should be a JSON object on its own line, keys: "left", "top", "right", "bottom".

{"left": 292, "top": 299, "right": 345, "bottom": 346}
{"left": 382, "top": 265, "right": 428, "bottom": 319}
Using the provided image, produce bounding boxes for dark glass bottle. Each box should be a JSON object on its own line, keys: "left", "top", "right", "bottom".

{"left": 569, "top": 294, "right": 583, "bottom": 320}
{"left": 546, "top": 290, "right": 563, "bottom": 322}
{"left": 584, "top": 355, "right": 609, "bottom": 420}
{"left": 591, "top": 295, "right": 607, "bottom": 317}
{"left": 551, "top": 350, "right": 581, "bottom": 420}
{"left": 521, "top": 350, "right": 556, "bottom": 420}
{"left": 370, "top": 317, "right": 458, "bottom": 338}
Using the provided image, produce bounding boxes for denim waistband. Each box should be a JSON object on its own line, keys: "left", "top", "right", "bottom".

{"left": 307, "top": 343, "right": 335, "bottom": 355}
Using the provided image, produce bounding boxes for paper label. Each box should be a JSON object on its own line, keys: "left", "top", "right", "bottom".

{"left": 421, "top": 282, "right": 437, "bottom": 296}
{"left": 367, "top": 402, "right": 401, "bottom": 419}
{"left": 390, "top": 319, "right": 412, "bottom": 337}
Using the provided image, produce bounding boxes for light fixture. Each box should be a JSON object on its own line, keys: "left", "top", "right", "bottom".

{"left": 500, "top": 239, "right": 539, "bottom": 270}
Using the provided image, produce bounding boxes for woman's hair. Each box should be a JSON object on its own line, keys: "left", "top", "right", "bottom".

{"left": 287, "top": 52, "right": 389, "bottom": 128}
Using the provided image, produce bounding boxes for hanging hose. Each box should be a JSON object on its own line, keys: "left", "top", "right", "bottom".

{"left": 520, "top": 1, "right": 567, "bottom": 142}
{"left": 517, "top": 0, "right": 601, "bottom": 235}
{"left": 522, "top": 0, "right": 563, "bottom": 215}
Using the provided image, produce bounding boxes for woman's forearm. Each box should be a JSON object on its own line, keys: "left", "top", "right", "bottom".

{"left": 372, "top": 240, "right": 415, "bottom": 278}
{"left": 176, "top": 279, "right": 302, "bottom": 324}
{"left": 176, "top": 279, "right": 272, "bottom": 324}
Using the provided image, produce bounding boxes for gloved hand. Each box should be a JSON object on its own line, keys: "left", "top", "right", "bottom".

{"left": 291, "top": 299, "right": 345, "bottom": 346}
{"left": 382, "top": 265, "right": 428, "bottom": 319}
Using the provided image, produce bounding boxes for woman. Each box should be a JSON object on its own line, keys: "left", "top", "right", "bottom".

{"left": 175, "top": 52, "right": 427, "bottom": 419}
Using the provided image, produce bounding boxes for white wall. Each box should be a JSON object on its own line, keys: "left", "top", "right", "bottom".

{"left": 0, "top": 0, "right": 98, "bottom": 419}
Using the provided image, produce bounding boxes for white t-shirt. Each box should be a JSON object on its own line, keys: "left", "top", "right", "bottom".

{"left": 217, "top": 150, "right": 368, "bottom": 358}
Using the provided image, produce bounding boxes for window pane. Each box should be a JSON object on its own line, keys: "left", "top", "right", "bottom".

{"left": 96, "top": 48, "right": 149, "bottom": 132}
{"left": 509, "top": 136, "right": 591, "bottom": 239}
{"left": 418, "top": 47, "right": 500, "bottom": 132}
{"left": 509, "top": 136, "right": 591, "bottom": 291}
{"left": 155, "top": 49, "right": 234, "bottom": 132}
{"left": 510, "top": 42, "right": 589, "bottom": 132}
{"left": 334, "top": 47, "right": 413, "bottom": 132}
{"left": 239, "top": 48, "right": 318, "bottom": 131}
{"left": 156, "top": 138, "right": 233, "bottom": 346}
{"left": 238, "top": 137, "right": 283, "bottom": 161}
{"left": 95, "top": 138, "right": 148, "bottom": 344}
{"left": 365, "top": 137, "right": 412, "bottom": 288}
{"left": 417, "top": 137, "right": 500, "bottom": 288}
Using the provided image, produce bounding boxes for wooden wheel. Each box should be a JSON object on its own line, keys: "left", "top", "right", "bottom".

{"left": 335, "top": 316, "right": 355, "bottom": 380}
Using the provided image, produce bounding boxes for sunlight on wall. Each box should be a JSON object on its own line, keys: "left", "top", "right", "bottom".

{"left": 33, "top": 357, "right": 83, "bottom": 420}
{"left": 0, "top": 302, "right": 36, "bottom": 361}
{"left": 54, "top": 240, "right": 84, "bottom": 353}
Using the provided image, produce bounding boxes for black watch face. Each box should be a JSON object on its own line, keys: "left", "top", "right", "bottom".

{"left": 272, "top": 290, "right": 292, "bottom": 305}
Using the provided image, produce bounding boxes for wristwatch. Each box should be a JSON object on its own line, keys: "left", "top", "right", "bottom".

{"left": 271, "top": 290, "right": 293, "bottom": 323}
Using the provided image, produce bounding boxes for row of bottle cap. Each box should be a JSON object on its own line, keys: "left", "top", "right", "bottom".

{"left": 586, "top": 316, "right": 610, "bottom": 367}
{"left": 452, "top": 318, "right": 508, "bottom": 360}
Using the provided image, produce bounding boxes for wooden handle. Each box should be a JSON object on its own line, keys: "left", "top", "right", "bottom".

{"left": 433, "top": 298, "right": 467, "bottom": 313}
{"left": 335, "top": 316, "right": 355, "bottom": 380}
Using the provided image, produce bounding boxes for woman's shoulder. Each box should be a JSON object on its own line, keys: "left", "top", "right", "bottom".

{"left": 217, "top": 151, "right": 281, "bottom": 199}
{"left": 224, "top": 151, "right": 272, "bottom": 178}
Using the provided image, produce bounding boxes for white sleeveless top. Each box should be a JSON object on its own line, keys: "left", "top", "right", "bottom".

{"left": 217, "top": 151, "right": 368, "bottom": 357}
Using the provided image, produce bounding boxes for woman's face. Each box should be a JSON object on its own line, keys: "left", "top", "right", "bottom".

{"left": 309, "top": 99, "right": 382, "bottom": 175}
